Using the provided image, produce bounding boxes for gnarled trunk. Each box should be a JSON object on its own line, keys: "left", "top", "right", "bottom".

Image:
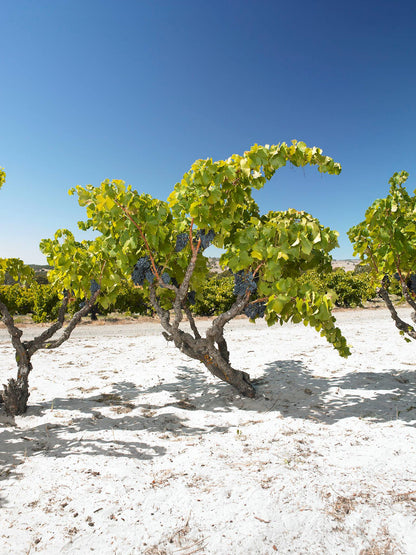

{"left": 147, "top": 248, "right": 256, "bottom": 399}
{"left": 2, "top": 362, "right": 32, "bottom": 416}
{"left": 200, "top": 356, "right": 255, "bottom": 398}
{"left": 378, "top": 286, "right": 416, "bottom": 340}
{"left": 1, "top": 290, "right": 100, "bottom": 416}
{"left": 165, "top": 326, "right": 256, "bottom": 398}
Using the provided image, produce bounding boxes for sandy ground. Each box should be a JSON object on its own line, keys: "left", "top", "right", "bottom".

{"left": 1, "top": 308, "right": 416, "bottom": 554}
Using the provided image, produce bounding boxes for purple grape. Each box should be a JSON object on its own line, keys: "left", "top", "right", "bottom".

{"left": 175, "top": 233, "right": 189, "bottom": 252}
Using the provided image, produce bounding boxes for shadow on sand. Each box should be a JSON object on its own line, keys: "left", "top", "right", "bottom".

{"left": 1, "top": 358, "right": 416, "bottom": 496}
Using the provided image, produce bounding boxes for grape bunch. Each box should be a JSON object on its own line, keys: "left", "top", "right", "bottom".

{"left": 194, "top": 229, "right": 215, "bottom": 250}
{"left": 408, "top": 274, "right": 416, "bottom": 292}
{"left": 244, "top": 301, "right": 266, "bottom": 319}
{"left": 90, "top": 279, "right": 100, "bottom": 294}
{"left": 381, "top": 274, "right": 390, "bottom": 288}
{"left": 131, "top": 257, "right": 153, "bottom": 286}
{"left": 161, "top": 272, "right": 171, "bottom": 284}
{"left": 132, "top": 257, "right": 173, "bottom": 286}
{"left": 175, "top": 233, "right": 189, "bottom": 252}
{"left": 186, "top": 290, "right": 196, "bottom": 305}
{"left": 233, "top": 271, "right": 257, "bottom": 296}
{"left": 393, "top": 272, "right": 416, "bottom": 293}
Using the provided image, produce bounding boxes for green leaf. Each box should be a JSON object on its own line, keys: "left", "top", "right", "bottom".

{"left": 300, "top": 235, "right": 312, "bottom": 255}
{"left": 270, "top": 294, "right": 289, "bottom": 314}
{"left": 251, "top": 250, "right": 263, "bottom": 260}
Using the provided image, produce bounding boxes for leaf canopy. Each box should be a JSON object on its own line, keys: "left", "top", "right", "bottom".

{"left": 0, "top": 167, "right": 5, "bottom": 190}
{"left": 348, "top": 171, "right": 416, "bottom": 279}
{"left": 62, "top": 141, "right": 349, "bottom": 356}
{"left": 0, "top": 258, "right": 35, "bottom": 286}
{"left": 39, "top": 230, "right": 121, "bottom": 308}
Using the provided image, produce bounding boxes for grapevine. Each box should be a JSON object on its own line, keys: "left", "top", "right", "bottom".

{"left": 69, "top": 140, "right": 350, "bottom": 400}
{"left": 244, "top": 301, "right": 266, "bottom": 319}
{"left": 131, "top": 257, "right": 152, "bottom": 286}
{"left": 194, "top": 229, "right": 215, "bottom": 250}
{"left": 233, "top": 271, "right": 257, "bottom": 297}
{"left": 349, "top": 171, "right": 416, "bottom": 341}
{"left": 175, "top": 233, "right": 189, "bottom": 252}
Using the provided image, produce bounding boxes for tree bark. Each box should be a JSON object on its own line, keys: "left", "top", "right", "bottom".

{"left": 149, "top": 285, "right": 255, "bottom": 397}
{"left": 378, "top": 286, "right": 416, "bottom": 340}
{"left": 2, "top": 366, "right": 31, "bottom": 416}
{"left": 201, "top": 349, "right": 255, "bottom": 398}
{"left": 1, "top": 290, "right": 100, "bottom": 416}
{"left": 174, "top": 327, "right": 255, "bottom": 397}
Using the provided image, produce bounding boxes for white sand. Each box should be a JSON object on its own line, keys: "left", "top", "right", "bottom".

{"left": 1, "top": 308, "right": 416, "bottom": 554}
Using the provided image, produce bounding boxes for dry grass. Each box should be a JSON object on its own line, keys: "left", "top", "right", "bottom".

{"left": 360, "top": 526, "right": 397, "bottom": 555}
{"left": 329, "top": 495, "right": 355, "bottom": 521}
{"left": 143, "top": 514, "right": 206, "bottom": 555}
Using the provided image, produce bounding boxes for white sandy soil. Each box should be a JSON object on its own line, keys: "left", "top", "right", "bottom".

{"left": 1, "top": 308, "right": 416, "bottom": 554}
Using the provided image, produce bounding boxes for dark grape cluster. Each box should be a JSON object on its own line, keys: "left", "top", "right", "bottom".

{"left": 186, "top": 290, "right": 196, "bottom": 305}
{"left": 393, "top": 272, "right": 416, "bottom": 292}
{"left": 233, "top": 271, "right": 257, "bottom": 296}
{"left": 408, "top": 274, "right": 416, "bottom": 293}
{"left": 194, "top": 229, "right": 215, "bottom": 250}
{"left": 244, "top": 301, "right": 266, "bottom": 319}
{"left": 161, "top": 272, "right": 171, "bottom": 284}
{"left": 132, "top": 257, "right": 173, "bottom": 287}
{"left": 175, "top": 233, "right": 189, "bottom": 252}
{"left": 381, "top": 274, "right": 390, "bottom": 288}
{"left": 90, "top": 279, "right": 100, "bottom": 294}
{"left": 175, "top": 229, "right": 215, "bottom": 252}
{"left": 131, "top": 257, "right": 153, "bottom": 286}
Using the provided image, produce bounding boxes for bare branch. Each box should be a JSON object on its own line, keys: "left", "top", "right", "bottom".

{"left": 0, "top": 298, "right": 27, "bottom": 364}
{"left": 183, "top": 303, "right": 201, "bottom": 339}
{"left": 25, "top": 294, "right": 69, "bottom": 356}
{"left": 148, "top": 284, "right": 172, "bottom": 334}
{"left": 206, "top": 291, "right": 250, "bottom": 343}
{"left": 378, "top": 287, "right": 416, "bottom": 340}
{"left": 401, "top": 283, "right": 416, "bottom": 312}
{"left": 216, "top": 336, "right": 230, "bottom": 364}
{"left": 37, "top": 290, "right": 101, "bottom": 350}
{"left": 172, "top": 235, "right": 201, "bottom": 330}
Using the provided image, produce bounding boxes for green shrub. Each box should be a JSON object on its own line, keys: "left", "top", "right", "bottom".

{"left": 106, "top": 283, "right": 153, "bottom": 316}
{"left": 0, "top": 283, "right": 63, "bottom": 321}
{"left": 66, "top": 281, "right": 153, "bottom": 318}
{"left": 299, "top": 268, "right": 376, "bottom": 308}
{"left": 193, "top": 275, "right": 236, "bottom": 316}
{"left": 0, "top": 284, "right": 34, "bottom": 314}
{"left": 31, "top": 285, "right": 61, "bottom": 323}
{"left": 1, "top": 268, "right": 378, "bottom": 320}
{"left": 326, "top": 269, "right": 376, "bottom": 307}
{"left": 1, "top": 281, "right": 153, "bottom": 321}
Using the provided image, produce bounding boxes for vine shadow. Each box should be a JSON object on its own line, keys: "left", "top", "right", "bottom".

{"left": 2, "top": 358, "right": 416, "bottom": 500}
{"left": 0, "top": 379, "right": 208, "bottom": 499}
{"left": 254, "top": 360, "right": 416, "bottom": 425}
{"left": 145, "top": 360, "right": 416, "bottom": 426}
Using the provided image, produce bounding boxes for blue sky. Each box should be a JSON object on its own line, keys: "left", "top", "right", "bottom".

{"left": 1, "top": 0, "right": 415, "bottom": 264}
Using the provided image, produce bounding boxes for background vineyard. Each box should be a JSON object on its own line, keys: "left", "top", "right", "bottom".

{"left": 0, "top": 260, "right": 390, "bottom": 323}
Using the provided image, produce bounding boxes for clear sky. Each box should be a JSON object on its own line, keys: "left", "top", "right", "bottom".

{"left": 1, "top": 0, "right": 415, "bottom": 264}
